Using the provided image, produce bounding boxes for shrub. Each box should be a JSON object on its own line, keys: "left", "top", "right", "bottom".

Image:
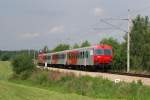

{"left": 1, "top": 53, "right": 10, "bottom": 61}
{"left": 11, "top": 54, "right": 35, "bottom": 79}
{"left": 33, "top": 71, "right": 49, "bottom": 85}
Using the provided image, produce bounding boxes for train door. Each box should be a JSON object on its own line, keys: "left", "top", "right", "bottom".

{"left": 78, "top": 50, "right": 82, "bottom": 65}
{"left": 47, "top": 54, "right": 51, "bottom": 65}
{"left": 86, "top": 48, "right": 94, "bottom": 65}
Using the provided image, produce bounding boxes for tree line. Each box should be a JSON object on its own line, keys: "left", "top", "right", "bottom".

{"left": 0, "top": 50, "right": 38, "bottom": 61}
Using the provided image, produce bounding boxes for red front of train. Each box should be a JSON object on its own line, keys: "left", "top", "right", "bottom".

{"left": 38, "top": 52, "right": 46, "bottom": 65}
{"left": 93, "top": 45, "right": 113, "bottom": 66}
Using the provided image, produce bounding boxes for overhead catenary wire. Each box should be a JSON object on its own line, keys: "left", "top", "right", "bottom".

{"left": 99, "top": 19, "right": 128, "bottom": 33}
{"left": 130, "top": 5, "right": 150, "bottom": 16}
{"left": 93, "top": 5, "right": 150, "bottom": 32}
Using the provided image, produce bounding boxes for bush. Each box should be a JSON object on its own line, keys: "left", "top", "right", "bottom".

{"left": 11, "top": 54, "right": 35, "bottom": 79}
{"left": 1, "top": 53, "right": 10, "bottom": 61}
{"left": 33, "top": 71, "right": 49, "bottom": 85}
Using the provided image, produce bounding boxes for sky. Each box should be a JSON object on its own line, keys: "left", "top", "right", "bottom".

{"left": 0, "top": 0, "right": 150, "bottom": 50}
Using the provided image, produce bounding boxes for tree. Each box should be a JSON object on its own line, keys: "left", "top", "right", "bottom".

{"left": 0, "top": 53, "right": 10, "bottom": 61}
{"left": 11, "top": 54, "right": 36, "bottom": 79}
{"left": 52, "top": 44, "right": 70, "bottom": 52}
{"left": 130, "top": 15, "right": 150, "bottom": 70}
{"left": 81, "top": 40, "right": 91, "bottom": 47}
{"left": 73, "top": 43, "right": 80, "bottom": 49}
{"left": 100, "top": 38, "right": 120, "bottom": 50}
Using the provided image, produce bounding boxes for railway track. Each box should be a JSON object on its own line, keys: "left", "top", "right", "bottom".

{"left": 40, "top": 64, "right": 150, "bottom": 78}
{"left": 101, "top": 71, "right": 150, "bottom": 78}
{"left": 37, "top": 65, "right": 150, "bottom": 86}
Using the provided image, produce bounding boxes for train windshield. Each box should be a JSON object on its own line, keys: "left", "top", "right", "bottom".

{"left": 104, "top": 49, "right": 112, "bottom": 55}
{"left": 95, "top": 49, "right": 112, "bottom": 55}
{"left": 95, "top": 49, "right": 103, "bottom": 55}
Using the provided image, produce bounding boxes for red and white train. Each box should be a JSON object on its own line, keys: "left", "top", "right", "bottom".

{"left": 38, "top": 45, "right": 113, "bottom": 70}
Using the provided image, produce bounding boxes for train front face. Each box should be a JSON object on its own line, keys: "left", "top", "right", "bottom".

{"left": 94, "top": 45, "right": 113, "bottom": 66}
{"left": 38, "top": 53, "right": 46, "bottom": 66}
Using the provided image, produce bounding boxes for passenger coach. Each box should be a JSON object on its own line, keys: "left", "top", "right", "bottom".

{"left": 38, "top": 45, "right": 113, "bottom": 70}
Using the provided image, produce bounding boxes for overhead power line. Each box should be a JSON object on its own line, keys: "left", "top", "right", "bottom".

{"left": 99, "top": 18, "right": 128, "bottom": 21}
{"left": 130, "top": 5, "right": 150, "bottom": 15}
{"left": 99, "top": 19, "right": 128, "bottom": 33}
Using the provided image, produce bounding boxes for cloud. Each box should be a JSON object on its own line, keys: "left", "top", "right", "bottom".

{"left": 19, "top": 32, "right": 40, "bottom": 38}
{"left": 93, "top": 7, "right": 103, "bottom": 16}
{"left": 49, "top": 25, "right": 64, "bottom": 33}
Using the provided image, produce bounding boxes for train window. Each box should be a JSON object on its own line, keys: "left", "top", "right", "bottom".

{"left": 63, "top": 54, "right": 65, "bottom": 59}
{"left": 62, "top": 54, "right": 63, "bottom": 59}
{"left": 61, "top": 54, "right": 63, "bottom": 59}
{"left": 62, "top": 54, "right": 64, "bottom": 59}
{"left": 104, "top": 49, "right": 112, "bottom": 55}
{"left": 58, "top": 54, "right": 62, "bottom": 59}
{"left": 80, "top": 52, "right": 82, "bottom": 58}
{"left": 45, "top": 56, "right": 47, "bottom": 60}
{"left": 86, "top": 51, "right": 88, "bottom": 58}
{"left": 82, "top": 52, "right": 84, "bottom": 58}
{"left": 48, "top": 55, "right": 51, "bottom": 60}
{"left": 59, "top": 54, "right": 62, "bottom": 59}
{"left": 67, "top": 54, "right": 69, "bottom": 58}
{"left": 83, "top": 52, "right": 84, "bottom": 58}
{"left": 95, "top": 49, "right": 103, "bottom": 55}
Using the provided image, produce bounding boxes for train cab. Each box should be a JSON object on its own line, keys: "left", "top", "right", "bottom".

{"left": 93, "top": 45, "right": 113, "bottom": 66}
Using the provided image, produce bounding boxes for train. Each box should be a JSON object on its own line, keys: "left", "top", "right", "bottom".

{"left": 38, "top": 44, "right": 113, "bottom": 71}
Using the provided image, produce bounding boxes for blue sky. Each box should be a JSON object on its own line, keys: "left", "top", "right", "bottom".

{"left": 0, "top": 0, "right": 150, "bottom": 50}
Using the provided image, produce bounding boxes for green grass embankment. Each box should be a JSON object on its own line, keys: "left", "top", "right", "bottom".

{"left": 11, "top": 68, "right": 150, "bottom": 100}
{"left": 0, "top": 61, "right": 106, "bottom": 100}
{"left": 0, "top": 61, "right": 12, "bottom": 80}
{"left": 0, "top": 80, "right": 104, "bottom": 100}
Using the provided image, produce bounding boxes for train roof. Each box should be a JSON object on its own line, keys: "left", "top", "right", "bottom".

{"left": 45, "top": 44, "right": 112, "bottom": 55}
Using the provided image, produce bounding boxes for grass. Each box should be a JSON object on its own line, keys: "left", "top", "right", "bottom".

{"left": 0, "top": 61, "right": 12, "bottom": 80}
{"left": 0, "top": 61, "right": 108, "bottom": 100}
{"left": 0, "top": 80, "right": 105, "bottom": 100}
{"left": 12, "top": 73, "right": 150, "bottom": 100}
